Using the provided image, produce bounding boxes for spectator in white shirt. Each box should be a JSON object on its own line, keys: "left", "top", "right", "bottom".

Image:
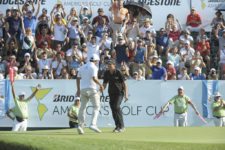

{"left": 139, "top": 18, "right": 156, "bottom": 38}
{"left": 67, "top": 17, "right": 84, "bottom": 47}
{"left": 35, "top": 51, "right": 52, "bottom": 74}
{"left": 167, "top": 46, "right": 180, "bottom": 71}
{"left": 52, "top": 52, "right": 67, "bottom": 78}
{"left": 76, "top": 54, "right": 104, "bottom": 134}
{"left": 180, "top": 40, "right": 195, "bottom": 62}
{"left": 179, "top": 29, "right": 194, "bottom": 47}
{"left": 125, "top": 18, "right": 140, "bottom": 41}
{"left": 87, "top": 36, "right": 100, "bottom": 62}
{"left": 50, "top": 13, "right": 68, "bottom": 49}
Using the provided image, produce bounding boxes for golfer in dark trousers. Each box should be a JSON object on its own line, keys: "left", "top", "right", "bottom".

{"left": 103, "top": 59, "right": 128, "bottom": 132}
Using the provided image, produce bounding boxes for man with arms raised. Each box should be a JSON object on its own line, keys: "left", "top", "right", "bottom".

{"left": 6, "top": 83, "right": 40, "bottom": 131}
{"left": 111, "top": 0, "right": 129, "bottom": 43}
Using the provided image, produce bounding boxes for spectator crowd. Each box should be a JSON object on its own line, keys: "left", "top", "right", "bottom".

{"left": 0, "top": 0, "right": 225, "bottom": 80}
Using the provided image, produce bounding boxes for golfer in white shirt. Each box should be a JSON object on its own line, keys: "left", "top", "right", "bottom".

{"left": 76, "top": 54, "right": 104, "bottom": 134}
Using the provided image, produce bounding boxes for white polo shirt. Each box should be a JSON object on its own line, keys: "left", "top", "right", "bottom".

{"left": 78, "top": 62, "right": 98, "bottom": 90}
{"left": 87, "top": 43, "right": 100, "bottom": 62}
{"left": 38, "top": 58, "right": 52, "bottom": 73}
{"left": 52, "top": 60, "right": 67, "bottom": 76}
{"left": 54, "top": 24, "right": 67, "bottom": 42}
{"left": 180, "top": 47, "right": 195, "bottom": 61}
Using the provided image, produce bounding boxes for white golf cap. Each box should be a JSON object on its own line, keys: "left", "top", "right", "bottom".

{"left": 194, "top": 66, "right": 200, "bottom": 71}
{"left": 19, "top": 91, "right": 26, "bottom": 96}
{"left": 11, "top": 6, "right": 17, "bottom": 10}
{"left": 214, "top": 92, "right": 221, "bottom": 97}
{"left": 24, "top": 53, "right": 30, "bottom": 57}
{"left": 66, "top": 51, "right": 72, "bottom": 57}
{"left": 83, "top": 6, "right": 88, "bottom": 10}
{"left": 152, "top": 55, "right": 158, "bottom": 59}
{"left": 43, "top": 65, "right": 49, "bottom": 70}
{"left": 83, "top": 17, "right": 89, "bottom": 20}
{"left": 133, "top": 71, "right": 138, "bottom": 75}
{"left": 75, "top": 96, "right": 80, "bottom": 100}
{"left": 184, "top": 40, "right": 190, "bottom": 45}
{"left": 13, "top": 66, "right": 18, "bottom": 71}
{"left": 210, "top": 68, "right": 216, "bottom": 72}
{"left": 157, "top": 59, "right": 162, "bottom": 64}
{"left": 90, "top": 54, "right": 100, "bottom": 61}
{"left": 71, "top": 17, "right": 78, "bottom": 21}
{"left": 166, "top": 60, "right": 174, "bottom": 66}
{"left": 178, "top": 86, "right": 184, "bottom": 90}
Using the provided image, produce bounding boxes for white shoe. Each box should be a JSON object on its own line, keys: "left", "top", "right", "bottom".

{"left": 113, "top": 128, "right": 120, "bottom": 133}
{"left": 119, "top": 128, "right": 126, "bottom": 133}
{"left": 89, "top": 125, "right": 102, "bottom": 133}
{"left": 77, "top": 126, "right": 84, "bottom": 135}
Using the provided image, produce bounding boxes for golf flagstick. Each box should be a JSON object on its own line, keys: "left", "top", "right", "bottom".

{"left": 9, "top": 67, "right": 15, "bottom": 84}
{"left": 154, "top": 111, "right": 163, "bottom": 120}
{"left": 197, "top": 114, "right": 207, "bottom": 124}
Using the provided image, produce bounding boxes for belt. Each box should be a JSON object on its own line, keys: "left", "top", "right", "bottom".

{"left": 175, "top": 112, "right": 185, "bottom": 114}
{"left": 214, "top": 116, "right": 225, "bottom": 119}
{"left": 15, "top": 116, "right": 28, "bottom": 122}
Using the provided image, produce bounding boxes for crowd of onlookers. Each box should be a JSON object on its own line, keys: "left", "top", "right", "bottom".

{"left": 0, "top": 0, "right": 225, "bottom": 80}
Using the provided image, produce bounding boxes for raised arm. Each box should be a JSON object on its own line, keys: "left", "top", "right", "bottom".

{"left": 26, "top": 84, "right": 40, "bottom": 101}
{"left": 34, "top": 0, "right": 41, "bottom": 18}
{"left": 61, "top": 5, "right": 66, "bottom": 18}
{"left": 89, "top": 2, "right": 93, "bottom": 16}
{"left": 11, "top": 82, "right": 16, "bottom": 101}
{"left": 50, "top": 10, "right": 55, "bottom": 33}
{"left": 17, "top": 1, "right": 23, "bottom": 16}
{"left": 79, "top": 3, "right": 84, "bottom": 15}
{"left": 31, "top": 1, "right": 35, "bottom": 13}
{"left": 20, "top": 15, "right": 25, "bottom": 35}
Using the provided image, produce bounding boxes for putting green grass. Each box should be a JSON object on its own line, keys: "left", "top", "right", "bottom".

{"left": 0, "top": 127, "right": 225, "bottom": 150}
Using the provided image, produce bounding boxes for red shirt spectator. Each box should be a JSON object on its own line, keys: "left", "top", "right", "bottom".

{"left": 186, "top": 8, "right": 202, "bottom": 28}
{"left": 195, "top": 38, "right": 210, "bottom": 56}
{"left": 169, "top": 25, "right": 181, "bottom": 42}
{"left": 92, "top": 8, "right": 109, "bottom": 26}
{"left": 166, "top": 61, "right": 176, "bottom": 80}
{"left": 36, "top": 27, "right": 52, "bottom": 48}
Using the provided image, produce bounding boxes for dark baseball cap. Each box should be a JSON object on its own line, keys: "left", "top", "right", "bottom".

{"left": 98, "top": 8, "right": 104, "bottom": 12}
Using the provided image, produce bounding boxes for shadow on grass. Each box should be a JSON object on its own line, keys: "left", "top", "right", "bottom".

{"left": 0, "top": 141, "right": 39, "bottom": 150}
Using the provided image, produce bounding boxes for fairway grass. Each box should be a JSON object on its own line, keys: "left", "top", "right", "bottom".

{"left": 0, "top": 127, "right": 225, "bottom": 150}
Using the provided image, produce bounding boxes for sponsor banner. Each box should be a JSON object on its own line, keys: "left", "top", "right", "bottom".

{"left": 0, "top": 80, "right": 222, "bottom": 128}
{"left": 0, "top": 0, "right": 223, "bottom": 31}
